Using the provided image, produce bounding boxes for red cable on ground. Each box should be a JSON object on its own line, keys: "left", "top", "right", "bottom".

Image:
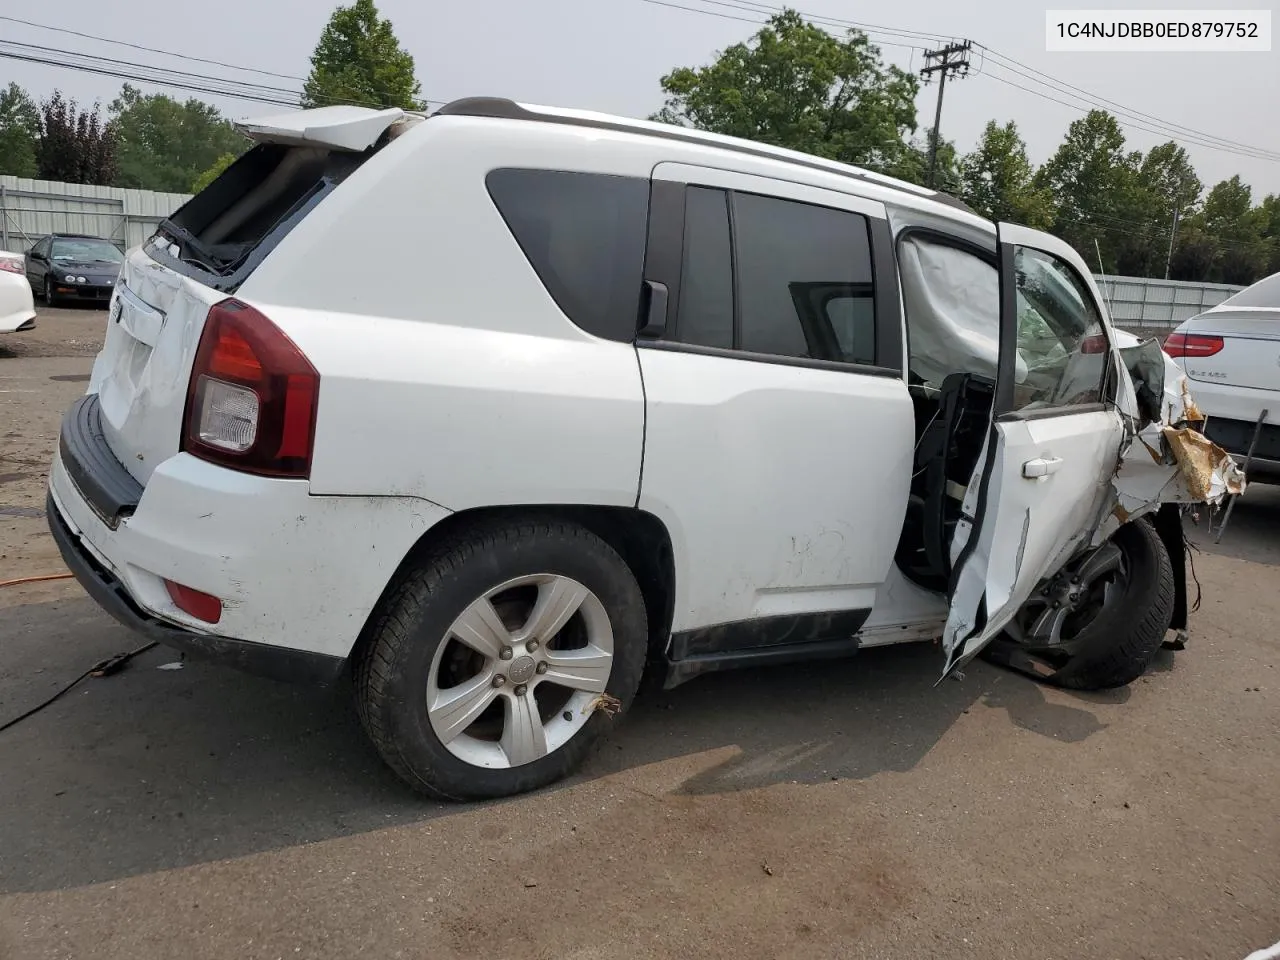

{"left": 0, "top": 572, "right": 74, "bottom": 588}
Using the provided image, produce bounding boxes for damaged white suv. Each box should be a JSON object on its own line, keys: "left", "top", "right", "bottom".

{"left": 47, "top": 98, "right": 1242, "bottom": 800}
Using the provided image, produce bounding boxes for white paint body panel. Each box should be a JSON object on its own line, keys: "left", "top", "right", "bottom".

{"left": 48, "top": 450, "right": 448, "bottom": 657}
{"left": 0, "top": 268, "right": 35, "bottom": 332}
{"left": 637, "top": 347, "right": 915, "bottom": 631}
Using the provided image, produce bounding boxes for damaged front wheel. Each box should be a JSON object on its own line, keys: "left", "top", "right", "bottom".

{"left": 983, "top": 520, "right": 1174, "bottom": 690}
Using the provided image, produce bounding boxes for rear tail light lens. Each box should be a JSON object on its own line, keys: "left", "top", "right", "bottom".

{"left": 182, "top": 299, "right": 319, "bottom": 477}
{"left": 164, "top": 579, "right": 222, "bottom": 624}
{"left": 1163, "top": 332, "right": 1224, "bottom": 358}
{"left": 0, "top": 257, "right": 22, "bottom": 275}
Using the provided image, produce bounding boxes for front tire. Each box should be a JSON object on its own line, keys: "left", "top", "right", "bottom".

{"left": 43, "top": 277, "right": 56, "bottom": 307}
{"left": 986, "top": 519, "right": 1174, "bottom": 690}
{"left": 355, "top": 518, "right": 647, "bottom": 800}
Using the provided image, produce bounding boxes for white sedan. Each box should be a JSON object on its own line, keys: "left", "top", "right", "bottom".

{"left": 1165, "top": 271, "right": 1280, "bottom": 483}
{"left": 0, "top": 249, "right": 37, "bottom": 333}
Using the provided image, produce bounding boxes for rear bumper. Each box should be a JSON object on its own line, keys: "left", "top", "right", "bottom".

{"left": 49, "top": 393, "right": 453, "bottom": 668}
{"left": 47, "top": 493, "right": 345, "bottom": 684}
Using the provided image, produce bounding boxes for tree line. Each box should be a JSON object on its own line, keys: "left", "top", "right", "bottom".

{"left": 0, "top": 0, "right": 420, "bottom": 195}
{"left": 0, "top": 3, "right": 1275, "bottom": 285}
{"left": 654, "top": 10, "right": 1279, "bottom": 286}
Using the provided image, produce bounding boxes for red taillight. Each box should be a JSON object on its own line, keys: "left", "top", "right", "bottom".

{"left": 1079, "top": 334, "right": 1108, "bottom": 354}
{"left": 164, "top": 579, "right": 222, "bottom": 624}
{"left": 181, "top": 299, "right": 319, "bottom": 478}
{"left": 1163, "top": 332, "right": 1224, "bottom": 358}
{"left": 0, "top": 258, "right": 23, "bottom": 275}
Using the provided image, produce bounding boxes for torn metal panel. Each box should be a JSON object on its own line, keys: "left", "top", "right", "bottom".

{"left": 1099, "top": 338, "right": 1245, "bottom": 545}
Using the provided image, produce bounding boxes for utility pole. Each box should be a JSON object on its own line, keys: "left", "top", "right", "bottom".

{"left": 920, "top": 41, "right": 971, "bottom": 189}
{"left": 1164, "top": 205, "right": 1181, "bottom": 280}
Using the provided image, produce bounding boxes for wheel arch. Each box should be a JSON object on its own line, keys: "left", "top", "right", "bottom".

{"left": 349, "top": 503, "right": 677, "bottom": 675}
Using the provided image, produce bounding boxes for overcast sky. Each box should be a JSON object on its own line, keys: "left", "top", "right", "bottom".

{"left": 4, "top": 0, "right": 1278, "bottom": 199}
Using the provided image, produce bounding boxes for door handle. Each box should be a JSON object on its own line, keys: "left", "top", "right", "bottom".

{"left": 1022, "top": 456, "right": 1063, "bottom": 479}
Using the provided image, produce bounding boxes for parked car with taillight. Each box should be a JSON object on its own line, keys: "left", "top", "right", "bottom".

{"left": 24, "top": 234, "right": 124, "bottom": 306}
{"left": 45, "top": 99, "right": 1238, "bottom": 802}
{"left": 0, "top": 249, "right": 36, "bottom": 334}
{"left": 1164, "top": 271, "right": 1280, "bottom": 483}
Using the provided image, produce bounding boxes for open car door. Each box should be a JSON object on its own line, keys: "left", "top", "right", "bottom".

{"left": 940, "top": 224, "right": 1129, "bottom": 678}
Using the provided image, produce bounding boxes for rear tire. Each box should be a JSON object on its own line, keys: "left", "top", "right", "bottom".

{"left": 355, "top": 518, "right": 647, "bottom": 801}
{"left": 985, "top": 519, "right": 1174, "bottom": 691}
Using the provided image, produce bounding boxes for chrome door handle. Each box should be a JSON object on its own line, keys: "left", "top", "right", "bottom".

{"left": 1022, "top": 456, "right": 1063, "bottom": 478}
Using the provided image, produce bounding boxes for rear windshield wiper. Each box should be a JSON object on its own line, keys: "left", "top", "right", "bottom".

{"left": 157, "top": 218, "right": 226, "bottom": 271}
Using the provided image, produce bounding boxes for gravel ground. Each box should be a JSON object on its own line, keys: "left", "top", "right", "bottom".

{"left": 1, "top": 307, "right": 1277, "bottom": 960}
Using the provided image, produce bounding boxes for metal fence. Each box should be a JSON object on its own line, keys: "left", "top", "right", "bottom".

{"left": 0, "top": 176, "right": 191, "bottom": 254}
{"left": 1093, "top": 274, "right": 1244, "bottom": 339}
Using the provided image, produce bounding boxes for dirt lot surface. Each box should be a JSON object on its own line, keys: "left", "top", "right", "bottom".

{"left": 2, "top": 307, "right": 1278, "bottom": 960}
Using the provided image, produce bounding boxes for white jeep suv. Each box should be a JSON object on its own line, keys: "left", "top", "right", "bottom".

{"left": 47, "top": 98, "right": 1230, "bottom": 800}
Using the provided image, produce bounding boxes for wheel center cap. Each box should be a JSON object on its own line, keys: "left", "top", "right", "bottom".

{"left": 508, "top": 655, "right": 537, "bottom": 685}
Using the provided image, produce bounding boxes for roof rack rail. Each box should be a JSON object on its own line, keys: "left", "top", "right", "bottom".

{"left": 433, "top": 97, "right": 978, "bottom": 217}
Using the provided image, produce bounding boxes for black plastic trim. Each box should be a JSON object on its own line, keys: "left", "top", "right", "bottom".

{"left": 434, "top": 97, "right": 979, "bottom": 216}
{"left": 868, "top": 217, "right": 903, "bottom": 372}
{"left": 58, "top": 395, "right": 142, "bottom": 530}
{"left": 664, "top": 637, "right": 862, "bottom": 689}
{"left": 994, "top": 240, "right": 1018, "bottom": 416}
{"left": 636, "top": 338, "right": 902, "bottom": 377}
{"left": 639, "top": 179, "right": 685, "bottom": 338}
{"left": 15, "top": 317, "right": 36, "bottom": 332}
{"left": 47, "top": 493, "right": 346, "bottom": 685}
{"left": 670, "top": 607, "right": 871, "bottom": 659}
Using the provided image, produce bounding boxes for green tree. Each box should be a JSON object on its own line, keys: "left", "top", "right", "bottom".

{"left": 303, "top": 0, "right": 422, "bottom": 110}
{"left": 35, "top": 91, "right": 117, "bottom": 185}
{"left": 1196, "top": 176, "right": 1269, "bottom": 285}
{"left": 1036, "top": 110, "right": 1148, "bottom": 273}
{"left": 1126, "top": 142, "right": 1201, "bottom": 277}
{"left": 191, "top": 152, "right": 238, "bottom": 193}
{"left": 652, "top": 9, "right": 919, "bottom": 177}
{"left": 0, "top": 82, "right": 40, "bottom": 178}
{"left": 109, "top": 85, "right": 247, "bottom": 193}
{"left": 958, "top": 120, "right": 1054, "bottom": 228}
{"left": 1253, "top": 193, "right": 1280, "bottom": 276}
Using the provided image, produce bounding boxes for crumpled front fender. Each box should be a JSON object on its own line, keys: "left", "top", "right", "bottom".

{"left": 1094, "top": 336, "right": 1245, "bottom": 547}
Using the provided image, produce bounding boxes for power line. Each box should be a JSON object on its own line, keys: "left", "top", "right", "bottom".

{"left": 1, "top": 40, "right": 304, "bottom": 100}
{"left": 0, "top": 15, "right": 307, "bottom": 83}
{"left": 974, "top": 43, "right": 1280, "bottom": 162}
{"left": 631, "top": 0, "right": 1280, "bottom": 166}
{"left": 631, "top": 0, "right": 935, "bottom": 51}
{"left": 981, "top": 71, "right": 1280, "bottom": 165}
{"left": 0, "top": 15, "right": 444, "bottom": 112}
{"left": 0, "top": 40, "right": 450, "bottom": 113}
{"left": 0, "top": 48, "right": 299, "bottom": 107}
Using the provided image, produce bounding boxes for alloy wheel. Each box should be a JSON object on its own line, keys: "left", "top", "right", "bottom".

{"left": 425, "top": 573, "right": 615, "bottom": 769}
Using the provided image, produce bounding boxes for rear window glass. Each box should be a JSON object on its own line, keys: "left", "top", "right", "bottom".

{"left": 1223, "top": 271, "right": 1280, "bottom": 308}
{"left": 152, "top": 144, "right": 368, "bottom": 289}
{"left": 485, "top": 169, "right": 648, "bottom": 342}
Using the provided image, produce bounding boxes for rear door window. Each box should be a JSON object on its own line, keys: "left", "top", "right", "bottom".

{"left": 486, "top": 169, "right": 649, "bottom": 343}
